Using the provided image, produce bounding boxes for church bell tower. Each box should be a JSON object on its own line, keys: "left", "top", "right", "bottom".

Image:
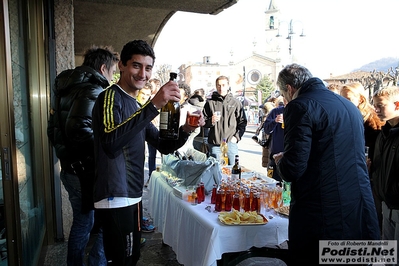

{"left": 265, "top": 0, "right": 281, "bottom": 62}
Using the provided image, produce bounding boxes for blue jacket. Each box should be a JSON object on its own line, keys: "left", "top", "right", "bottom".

{"left": 263, "top": 105, "right": 284, "bottom": 156}
{"left": 277, "top": 78, "right": 380, "bottom": 260}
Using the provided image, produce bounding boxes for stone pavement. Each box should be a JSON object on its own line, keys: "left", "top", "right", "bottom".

{"left": 43, "top": 125, "right": 287, "bottom": 265}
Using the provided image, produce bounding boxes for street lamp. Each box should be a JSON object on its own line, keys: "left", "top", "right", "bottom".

{"left": 253, "top": 38, "right": 257, "bottom": 51}
{"left": 276, "top": 19, "right": 305, "bottom": 55}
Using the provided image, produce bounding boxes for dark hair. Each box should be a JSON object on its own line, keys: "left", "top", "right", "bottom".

{"left": 179, "top": 83, "right": 191, "bottom": 98}
{"left": 82, "top": 45, "right": 119, "bottom": 72}
{"left": 277, "top": 63, "right": 312, "bottom": 91}
{"left": 120, "top": 40, "right": 156, "bottom": 66}
{"left": 194, "top": 88, "right": 205, "bottom": 97}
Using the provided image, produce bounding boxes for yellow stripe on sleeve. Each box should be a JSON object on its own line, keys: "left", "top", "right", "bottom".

{"left": 101, "top": 89, "right": 153, "bottom": 133}
{"left": 103, "top": 89, "right": 115, "bottom": 131}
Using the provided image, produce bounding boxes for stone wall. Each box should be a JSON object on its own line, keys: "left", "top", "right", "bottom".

{"left": 54, "top": 0, "right": 75, "bottom": 74}
{"left": 53, "top": 0, "right": 75, "bottom": 239}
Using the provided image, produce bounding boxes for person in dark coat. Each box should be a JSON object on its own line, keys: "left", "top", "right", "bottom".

{"left": 47, "top": 46, "right": 119, "bottom": 266}
{"left": 372, "top": 86, "right": 399, "bottom": 260}
{"left": 273, "top": 64, "right": 380, "bottom": 265}
{"left": 263, "top": 100, "right": 285, "bottom": 182}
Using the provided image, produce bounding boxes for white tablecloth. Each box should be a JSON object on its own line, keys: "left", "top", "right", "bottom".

{"left": 149, "top": 171, "right": 289, "bottom": 266}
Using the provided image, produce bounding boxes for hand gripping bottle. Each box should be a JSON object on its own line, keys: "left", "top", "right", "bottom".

{"left": 159, "top": 72, "right": 180, "bottom": 140}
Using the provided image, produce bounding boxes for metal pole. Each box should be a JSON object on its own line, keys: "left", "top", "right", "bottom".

{"left": 242, "top": 66, "right": 246, "bottom": 105}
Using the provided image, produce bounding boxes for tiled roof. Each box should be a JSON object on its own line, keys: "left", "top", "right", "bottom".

{"left": 324, "top": 71, "right": 371, "bottom": 81}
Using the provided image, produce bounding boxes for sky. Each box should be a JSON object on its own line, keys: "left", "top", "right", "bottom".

{"left": 154, "top": 0, "right": 399, "bottom": 79}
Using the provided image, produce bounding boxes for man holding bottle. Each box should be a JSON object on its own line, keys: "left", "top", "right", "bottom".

{"left": 202, "top": 76, "right": 247, "bottom": 165}
{"left": 91, "top": 40, "right": 204, "bottom": 265}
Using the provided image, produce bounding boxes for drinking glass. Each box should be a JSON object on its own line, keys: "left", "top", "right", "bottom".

{"left": 187, "top": 105, "right": 201, "bottom": 127}
{"left": 214, "top": 111, "right": 221, "bottom": 122}
{"left": 267, "top": 187, "right": 275, "bottom": 209}
{"left": 274, "top": 186, "right": 283, "bottom": 208}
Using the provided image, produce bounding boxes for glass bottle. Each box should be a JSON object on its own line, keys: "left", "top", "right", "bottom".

{"left": 211, "top": 184, "right": 217, "bottom": 204}
{"left": 256, "top": 192, "right": 261, "bottom": 213}
{"left": 232, "top": 193, "right": 240, "bottom": 211}
{"left": 215, "top": 190, "right": 222, "bottom": 212}
{"left": 231, "top": 155, "right": 241, "bottom": 181}
{"left": 196, "top": 184, "right": 203, "bottom": 204}
{"left": 251, "top": 192, "right": 260, "bottom": 213}
{"left": 200, "top": 182, "right": 205, "bottom": 203}
{"left": 220, "top": 138, "right": 228, "bottom": 166}
{"left": 220, "top": 190, "right": 226, "bottom": 211}
{"left": 244, "top": 192, "right": 251, "bottom": 212}
{"left": 159, "top": 72, "right": 180, "bottom": 140}
{"left": 225, "top": 190, "right": 232, "bottom": 211}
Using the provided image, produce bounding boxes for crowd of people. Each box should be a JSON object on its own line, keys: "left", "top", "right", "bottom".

{"left": 47, "top": 38, "right": 399, "bottom": 266}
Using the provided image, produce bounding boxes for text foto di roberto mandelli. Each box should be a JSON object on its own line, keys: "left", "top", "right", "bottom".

{"left": 327, "top": 240, "right": 392, "bottom": 246}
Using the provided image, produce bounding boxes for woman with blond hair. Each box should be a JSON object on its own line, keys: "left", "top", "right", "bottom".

{"left": 340, "top": 82, "right": 385, "bottom": 230}
{"left": 340, "top": 82, "right": 385, "bottom": 159}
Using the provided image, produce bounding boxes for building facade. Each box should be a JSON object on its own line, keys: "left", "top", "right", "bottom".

{"left": 180, "top": 52, "right": 278, "bottom": 106}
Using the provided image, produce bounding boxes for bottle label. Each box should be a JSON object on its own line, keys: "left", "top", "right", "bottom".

{"left": 159, "top": 107, "right": 179, "bottom": 140}
{"left": 159, "top": 111, "right": 169, "bottom": 129}
{"left": 267, "top": 166, "right": 274, "bottom": 178}
{"left": 221, "top": 156, "right": 228, "bottom": 166}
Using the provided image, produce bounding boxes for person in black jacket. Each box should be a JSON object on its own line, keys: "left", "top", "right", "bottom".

{"left": 273, "top": 64, "right": 380, "bottom": 265}
{"left": 47, "top": 46, "right": 119, "bottom": 266}
{"left": 372, "top": 86, "right": 399, "bottom": 257}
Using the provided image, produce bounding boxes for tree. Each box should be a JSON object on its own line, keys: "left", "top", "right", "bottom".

{"left": 111, "top": 73, "right": 120, "bottom": 85}
{"left": 256, "top": 75, "right": 276, "bottom": 104}
{"left": 154, "top": 64, "right": 173, "bottom": 84}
